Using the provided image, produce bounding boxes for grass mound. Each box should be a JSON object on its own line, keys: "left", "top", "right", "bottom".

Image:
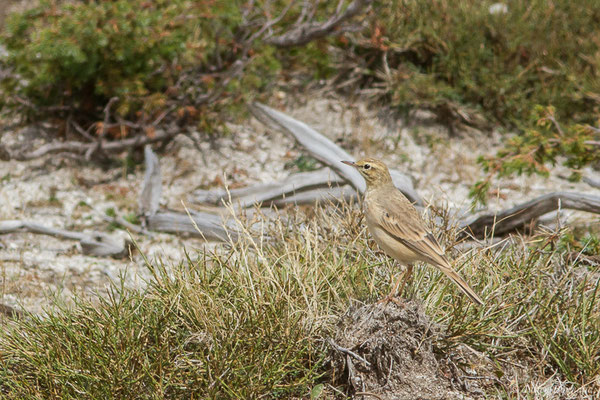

{"left": 330, "top": 301, "right": 471, "bottom": 399}
{"left": 0, "top": 205, "right": 598, "bottom": 398}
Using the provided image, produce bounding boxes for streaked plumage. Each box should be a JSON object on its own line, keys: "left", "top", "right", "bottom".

{"left": 342, "top": 158, "right": 483, "bottom": 305}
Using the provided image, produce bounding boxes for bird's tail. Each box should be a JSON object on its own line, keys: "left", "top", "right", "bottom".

{"left": 435, "top": 261, "right": 484, "bottom": 306}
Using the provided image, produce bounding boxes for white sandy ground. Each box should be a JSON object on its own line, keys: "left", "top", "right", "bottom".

{"left": 1, "top": 95, "right": 598, "bottom": 313}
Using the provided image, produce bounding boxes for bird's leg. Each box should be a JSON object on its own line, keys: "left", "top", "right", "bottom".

{"left": 395, "top": 264, "right": 413, "bottom": 298}
{"left": 378, "top": 265, "right": 413, "bottom": 306}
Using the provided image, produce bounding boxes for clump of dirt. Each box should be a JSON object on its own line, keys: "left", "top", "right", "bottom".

{"left": 329, "top": 301, "right": 481, "bottom": 400}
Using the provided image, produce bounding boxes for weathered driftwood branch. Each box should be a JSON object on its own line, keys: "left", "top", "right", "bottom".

{"left": 192, "top": 179, "right": 356, "bottom": 208}
{"left": 145, "top": 211, "right": 240, "bottom": 242}
{"left": 191, "top": 168, "right": 349, "bottom": 207}
{"left": 0, "top": 220, "right": 129, "bottom": 258}
{"left": 250, "top": 102, "right": 423, "bottom": 206}
{"left": 139, "top": 145, "right": 162, "bottom": 220}
{"left": 266, "top": 0, "right": 372, "bottom": 47}
{"left": 129, "top": 144, "right": 247, "bottom": 241}
{"left": 250, "top": 102, "right": 366, "bottom": 191}
{"left": 460, "top": 192, "right": 600, "bottom": 239}
{"left": 270, "top": 185, "right": 356, "bottom": 206}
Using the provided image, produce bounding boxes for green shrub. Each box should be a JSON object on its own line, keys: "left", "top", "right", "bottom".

{"left": 4, "top": 0, "right": 184, "bottom": 118}
{"left": 344, "top": 0, "right": 600, "bottom": 127}
{"left": 3, "top": 0, "right": 600, "bottom": 134}
{"left": 0, "top": 0, "right": 347, "bottom": 139}
{"left": 470, "top": 106, "right": 600, "bottom": 205}
{"left": 0, "top": 0, "right": 277, "bottom": 133}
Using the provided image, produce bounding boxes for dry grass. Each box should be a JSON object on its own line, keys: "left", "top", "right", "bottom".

{"left": 0, "top": 201, "right": 598, "bottom": 398}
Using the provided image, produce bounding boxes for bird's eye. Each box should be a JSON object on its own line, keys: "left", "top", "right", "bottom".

{"left": 363, "top": 164, "right": 371, "bottom": 170}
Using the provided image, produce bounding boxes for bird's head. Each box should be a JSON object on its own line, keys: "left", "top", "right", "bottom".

{"left": 341, "top": 158, "right": 393, "bottom": 188}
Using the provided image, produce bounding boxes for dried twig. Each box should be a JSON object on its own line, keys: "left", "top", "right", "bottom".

{"left": 9, "top": 125, "right": 179, "bottom": 161}
{"left": 460, "top": 192, "right": 600, "bottom": 239}
{"left": 85, "top": 96, "right": 119, "bottom": 160}
{"left": 266, "top": 0, "right": 373, "bottom": 47}
{"left": 328, "top": 338, "right": 371, "bottom": 367}
{"left": 70, "top": 119, "right": 96, "bottom": 142}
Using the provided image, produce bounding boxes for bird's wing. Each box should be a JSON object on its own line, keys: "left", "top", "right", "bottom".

{"left": 375, "top": 194, "right": 449, "bottom": 267}
{"left": 374, "top": 192, "right": 484, "bottom": 305}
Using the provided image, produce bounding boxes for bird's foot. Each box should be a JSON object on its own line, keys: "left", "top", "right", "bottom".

{"left": 377, "top": 294, "right": 405, "bottom": 307}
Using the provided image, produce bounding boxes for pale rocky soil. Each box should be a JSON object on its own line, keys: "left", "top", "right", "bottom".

{"left": 1, "top": 95, "right": 597, "bottom": 314}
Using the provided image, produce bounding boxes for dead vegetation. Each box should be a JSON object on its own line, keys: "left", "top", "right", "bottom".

{"left": 329, "top": 301, "right": 479, "bottom": 400}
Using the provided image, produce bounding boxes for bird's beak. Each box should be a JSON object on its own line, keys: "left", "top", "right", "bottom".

{"left": 341, "top": 160, "right": 356, "bottom": 167}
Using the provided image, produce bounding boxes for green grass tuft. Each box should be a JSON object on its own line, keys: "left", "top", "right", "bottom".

{"left": 0, "top": 204, "right": 598, "bottom": 397}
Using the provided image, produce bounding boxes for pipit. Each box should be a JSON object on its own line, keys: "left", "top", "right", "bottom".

{"left": 342, "top": 158, "right": 484, "bottom": 306}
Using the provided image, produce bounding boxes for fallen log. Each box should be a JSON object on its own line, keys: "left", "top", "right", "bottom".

{"left": 460, "top": 192, "right": 600, "bottom": 239}
{"left": 250, "top": 102, "right": 423, "bottom": 206}
{"left": 191, "top": 168, "right": 349, "bottom": 207}
{"left": 270, "top": 185, "right": 356, "bottom": 207}
{"left": 146, "top": 211, "right": 240, "bottom": 242}
{"left": 0, "top": 220, "right": 129, "bottom": 258}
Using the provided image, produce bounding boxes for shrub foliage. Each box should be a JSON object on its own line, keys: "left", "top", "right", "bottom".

{"left": 0, "top": 0, "right": 598, "bottom": 190}
{"left": 346, "top": 0, "right": 600, "bottom": 127}
{"left": 471, "top": 106, "right": 600, "bottom": 205}
{"left": 0, "top": 0, "right": 285, "bottom": 135}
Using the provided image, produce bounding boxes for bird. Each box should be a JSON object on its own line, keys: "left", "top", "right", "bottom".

{"left": 341, "top": 158, "right": 484, "bottom": 306}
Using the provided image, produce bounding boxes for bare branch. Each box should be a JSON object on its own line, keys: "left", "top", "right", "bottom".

{"left": 460, "top": 192, "right": 600, "bottom": 239}
{"left": 0, "top": 220, "right": 129, "bottom": 258}
{"left": 86, "top": 96, "right": 119, "bottom": 160}
{"left": 70, "top": 119, "right": 96, "bottom": 142}
{"left": 266, "top": 0, "right": 372, "bottom": 47}
{"left": 146, "top": 211, "right": 240, "bottom": 242}
{"left": 9, "top": 126, "right": 180, "bottom": 161}
{"left": 191, "top": 168, "right": 346, "bottom": 207}
{"left": 13, "top": 96, "right": 72, "bottom": 112}
{"left": 139, "top": 145, "right": 162, "bottom": 220}
{"left": 328, "top": 338, "right": 371, "bottom": 367}
{"left": 246, "top": 0, "right": 296, "bottom": 44}
{"left": 250, "top": 102, "right": 423, "bottom": 205}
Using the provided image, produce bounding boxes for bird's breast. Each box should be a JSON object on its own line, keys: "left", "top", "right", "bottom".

{"left": 364, "top": 200, "right": 420, "bottom": 265}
